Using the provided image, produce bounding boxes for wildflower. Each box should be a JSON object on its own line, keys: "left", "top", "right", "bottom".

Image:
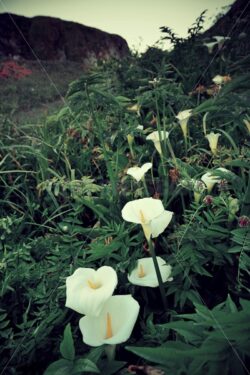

{"left": 79, "top": 295, "right": 139, "bottom": 346}
{"left": 238, "top": 216, "right": 250, "bottom": 228}
{"left": 201, "top": 168, "right": 229, "bottom": 193}
{"left": 203, "top": 195, "right": 213, "bottom": 205}
{"left": 121, "top": 197, "right": 173, "bottom": 241}
{"left": 176, "top": 109, "right": 192, "bottom": 141}
{"left": 205, "top": 132, "right": 221, "bottom": 155}
{"left": 146, "top": 130, "right": 169, "bottom": 155}
{"left": 128, "top": 257, "right": 172, "bottom": 287}
{"left": 66, "top": 266, "right": 118, "bottom": 317}
{"left": 127, "top": 163, "right": 152, "bottom": 182}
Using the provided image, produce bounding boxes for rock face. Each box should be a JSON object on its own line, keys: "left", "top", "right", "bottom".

{"left": 203, "top": 0, "right": 250, "bottom": 54}
{"left": 0, "top": 13, "right": 130, "bottom": 67}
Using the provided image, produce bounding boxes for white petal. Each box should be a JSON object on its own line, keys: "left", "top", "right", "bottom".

{"left": 176, "top": 109, "right": 192, "bottom": 121}
{"left": 141, "top": 162, "right": 153, "bottom": 174}
{"left": 79, "top": 295, "right": 140, "bottom": 346}
{"left": 128, "top": 257, "right": 172, "bottom": 287}
{"left": 65, "top": 266, "right": 117, "bottom": 316}
{"left": 150, "top": 210, "right": 173, "bottom": 238}
{"left": 146, "top": 131, "right": 169, "bottom": 142}
{"left": 121, "top": 198, "right": 164, "bottom": 224}
{"left": 127, "top": 166, "right": 144, "bottom": 182}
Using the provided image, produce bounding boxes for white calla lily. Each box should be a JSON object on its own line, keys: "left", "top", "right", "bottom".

{"left": 79, "top": 295, "right": 140, "bottom": 346}
{"left": 205, "top": 132, "right": 221, "bottom": 155}
{"left": 121, "top": 197, "right": 173, "bottom": 241}
{"left": 128, "top": 257, "right": 172, "bottom": 287}
{"left": 66, "top": 266, "right": 118, "bottom": 317}
{"left": 127, "top": 163, "right": 152, "bottom": 182}
{"left": 146, "top": 130, "right": 169, "bottom": 155}
{"left": 201, "top": 168, "right": 229, "bottom": 193}
{"left": 204, "top": 41, "right": 218, "bottom": 54}
{"left": 176, "top": 109, "right": 192, "bottom": 140}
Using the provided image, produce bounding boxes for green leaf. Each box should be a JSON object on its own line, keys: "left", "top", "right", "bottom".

{"left": 126, "top": 342, "right": 192, "bottom": 365}
{"left": 43, "top": 359, "right": 74, "bottom": 375}
{"left": 73, "top": 358, "right": 100, "bottom": 374}
{"left": 60, "top": 324, "right": 75, "bottom": 361}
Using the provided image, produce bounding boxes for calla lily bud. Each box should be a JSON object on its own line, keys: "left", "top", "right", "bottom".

{"left": 228, "top": 197, "right": 239, "bottom": 222}
{"left": 66, "top": 266, "right": 118, "bottom": 317}
{"left": 128, "top": 257, "right": 172, "bottom": 287}
{"left": 127, "top": 104, "right": 141, "bottom": 116}
{"left": 79, "top": 295, "right": 140, "bottom": 346}
{"left": 205, "top": 132, "right": 221, "bottom": 155}
{"left": 121, "top": 197, "right": 173, "bottom": 241}
{"left": 243, "top": 119, "right": 250, "bottom": 134}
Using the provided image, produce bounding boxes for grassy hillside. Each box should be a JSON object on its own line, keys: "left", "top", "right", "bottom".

{"left": 0, "top": 59, "right": 84, "bottom": 124}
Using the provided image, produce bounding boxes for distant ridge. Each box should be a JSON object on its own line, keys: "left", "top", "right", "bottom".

{"left": 0, "top": 13, "right": 130, "bottom": 67}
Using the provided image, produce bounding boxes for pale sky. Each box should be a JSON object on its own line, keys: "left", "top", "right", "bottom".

{"left": 0, "top": 0, "right": 234, "bottom": 52}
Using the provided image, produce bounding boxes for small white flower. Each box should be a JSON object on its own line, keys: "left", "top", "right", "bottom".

{"left": 205, "top": 132, "right": 221, "bottom": 155}
{"left": 128, "top": 257, "right": 172, "bottom": 287}
{"left": 66, "top": 266, "right": 118, "bottom": 317}
{"left": 176, "top": 109, "right": 192, "bottom": 140}
{"left": 203, "top": 41, "right": 218, "bottom": 54}
{"left": 127, "top": 163, "right": 152, "bottom": 182}
{"left": 146, "top": 130, "right": 169, "bottom": 155}
{"left": 213, "top": 35, "right": 230, "bottom": 48}
{"left": 136, "top": 125, "right": 144, "bottom": 131}
{"left": 212, "top": 75, "right": 224, "bottom": 85}
{"left": 122, "top": 197, "right": 173, "bottom": 241}
{"left": 79, "top": 295, "right": 140, "bottom": 346}
{"left": 201, "top": 168, "right": 229, "bottom": 193}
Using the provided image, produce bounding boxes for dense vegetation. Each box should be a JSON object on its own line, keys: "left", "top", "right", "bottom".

{"left": 0, "top": 12, "right": 250, "bottom": 375}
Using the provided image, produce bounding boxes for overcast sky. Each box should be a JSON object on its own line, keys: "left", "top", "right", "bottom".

{"left": 0, "top": 0, "right": 234, "bottom": 52}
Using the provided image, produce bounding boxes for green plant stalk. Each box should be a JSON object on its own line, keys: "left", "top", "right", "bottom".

{"left": 105, "top": 344, "right": 116, "bottom": 362}
{"left": 148, "top": 238, "right": 168, "bottom": 311}
{"left": 85, "top": 85, "right": 118, "bottom": 202}
{"left": 142, "top": 177, "right": 149, "bottom": 197}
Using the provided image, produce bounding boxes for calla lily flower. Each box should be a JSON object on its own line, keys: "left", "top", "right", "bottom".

{"left": 79, "top": 295, "right": 139, "bottom": 346}
{"left": 175, "top": 109, "right": 192, "bottom": 140}
{"left": 146, "top": 130, "right": 169, "bottom": 155}
{"left": 201, "top": 168, "right": 229, "bottom": 193}
{"left": 128, "top": 257, "right": 173, "bottom": 287}
{"left": 121, "top": 197, "right": 173, "bottom": 241}
{"left": 214, "top": 35, "right": 230, "bottom": 49}
{"left": 205, "top": 132, "right": 221, "bottom": 155}
{"left": 136, "top": 125, "right": 144, "bottom": 131}
{"left": 204, "top": 41, "right": 218, "bottom": 54}
{"left": 127, "top": 163, "right": 152, "bottom": 182}
{"left": 66, "top": 266, "right": 118, "bottom": 317}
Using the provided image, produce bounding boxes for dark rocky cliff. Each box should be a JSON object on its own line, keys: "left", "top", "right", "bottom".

{"left": 0, "top": 13, "right": 130, "bottom": 67}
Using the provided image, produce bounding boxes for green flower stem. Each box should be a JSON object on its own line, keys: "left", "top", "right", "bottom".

{"left": 166, "top": 138, "right": 178, "bottom": 169}
{"left": 148, "top": 238, "right": 168, "bottom": 312}
{"left": 142, "top": 177, "right": 149, "bottom": 197}
{"left": 105, "top": 344, "right": 116, "bottom": 362}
